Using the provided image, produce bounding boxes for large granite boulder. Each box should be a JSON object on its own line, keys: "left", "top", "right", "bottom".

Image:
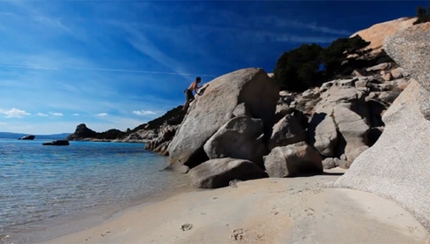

{"left": 334, "top": 24, "right": 430, "bottom": 232}
{"left": 383, "top": 22, "right": 430, "bottom": 92}
{"left": 168, "top": 68, "right": 279, "bottom": 170}
{"left": 203, "top": 116, "right": 267, "bottom": 167}
{"left": 333, "top": 105, "right": 369, "bottom": 164}
{"left": 189, "top": 158, "right": 267, "bottom": 188}
{"left": 267, "top": 114, "right": 306, "bottom": 151}
{"left": 263, "top": 142, "right": 322, "bottom": 177}
{"left": 312, "top": 111, "right": 338, "bottom": 157}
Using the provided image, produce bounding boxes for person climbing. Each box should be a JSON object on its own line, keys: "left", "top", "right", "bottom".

{"left": 183, "top": 77, "right": 202, "bottom": 111}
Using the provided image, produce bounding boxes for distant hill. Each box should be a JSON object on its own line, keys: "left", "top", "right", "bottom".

{"left": 0, "top": 132, "right": 71, "bottom": 140}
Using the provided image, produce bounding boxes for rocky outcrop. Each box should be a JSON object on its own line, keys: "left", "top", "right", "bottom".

{"left": 43, "top": 139, "right": 70, "bottom": 146}
{"left": 176, "top": 54, "right": 408, "bottom": 181}
{"left": 168, "top": 68, "right": 279, "bottom": 170}
{"left": 19, "top": 135, "right": 35, "bottom": 140}
{"left": 122, "top": 130, "right": 156, "bottom": 142}
{"left": 66, "top": 124, "right": 97, "bottom": 140}
{"left": 263, "top": 142, "right": 322, "bottom": 177}
{"left": 189, "top": 158, "right": 267, "bottom": 188}
{"left": 334, "top": 24, "right": 430, "bottom": 232}
{"left": 144, "top": 125, "right": 179, "bottom": 156}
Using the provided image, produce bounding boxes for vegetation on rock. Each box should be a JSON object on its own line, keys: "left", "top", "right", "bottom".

{"left": 414, "top": 5, "right": 430, "bottom": 24}
{"left": 274, "top": 35, "right": 378, "bottom": 92}
{"left": 274, "top": 44, "right": 323, "bottom": 92}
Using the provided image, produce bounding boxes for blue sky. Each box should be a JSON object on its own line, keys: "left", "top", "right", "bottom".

{"left": 0, "top": 0, "right": 426, "bottom": 134}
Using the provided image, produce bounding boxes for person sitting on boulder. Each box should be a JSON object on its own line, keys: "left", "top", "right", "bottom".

{"left": 183, "top": 77, "right": 202, "bottom": 111}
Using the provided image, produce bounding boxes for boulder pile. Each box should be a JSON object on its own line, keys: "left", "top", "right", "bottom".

{"left": 333, "top": 22, "right": 430, "bottom": 232}
{"left": 154, "top": 56, "right": 411, "bottom": 188}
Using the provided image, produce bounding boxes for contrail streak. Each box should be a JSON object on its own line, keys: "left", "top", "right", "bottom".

{"left": 0, "top": 63, "right": 217, "bottom": 77}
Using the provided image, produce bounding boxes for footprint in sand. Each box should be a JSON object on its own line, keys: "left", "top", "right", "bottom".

{"left": 231, "top": 228, "right": 246, "bottom": 241}
{"left": 181, "top": 223, "right": 193, "bottom": 231}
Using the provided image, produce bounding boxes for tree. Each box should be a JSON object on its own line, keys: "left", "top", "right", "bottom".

{"left": 273, "top": 35, "right": 371, "bottom": 92}
{"left": 320, "top": 35, "right": 370, "bottom": 77}
{"left": 414, "top": 5, "right": 430, "bottom": 24}
{"left": 273, "top": 43, "right": 323, "bottom": 92}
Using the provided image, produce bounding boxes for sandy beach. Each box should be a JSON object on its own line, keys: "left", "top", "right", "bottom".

{"left": 42, "top": 168, "right": 429, "bottom": 244}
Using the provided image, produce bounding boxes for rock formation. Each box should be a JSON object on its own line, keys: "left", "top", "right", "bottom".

{"left": 158, "top": 47, "right": 409, "bottom": 187}
{"left": 168, "top": 68, "right": 279, "bottom": 171}
{"left": 333, "top": 23, "right": 430, "bottom": 232}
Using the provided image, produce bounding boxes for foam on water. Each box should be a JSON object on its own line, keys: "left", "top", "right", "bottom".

{"left": 0, "top": 138, "right": 186, "bottom": 243}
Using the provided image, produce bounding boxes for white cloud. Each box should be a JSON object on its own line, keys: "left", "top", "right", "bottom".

{"left": 49, "top": 112, "right": 63, "bottom": 116}
{"left": 0, "top": 121, "right": 6, "bottom": 125}
{"left": 36, "top": 112, "right": 48, "bottom": 117}
{"left": 133, "top": 110, "right": 156, "bottom": 116}
{"left": 73, "top": 113, "right": 80, "bottom": 116}
{"left": 2, "top": 108, "right": 30, "bottom": 118}
{"left": 96, "top": 113, "right": 108, "bottom": 117}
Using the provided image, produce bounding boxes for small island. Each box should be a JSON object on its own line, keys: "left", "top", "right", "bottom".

{"left": 18, "top": 135, "right": 35, "bottom": 140}
{"left": 42, "top": 140, "right": 70, "bottom": 146}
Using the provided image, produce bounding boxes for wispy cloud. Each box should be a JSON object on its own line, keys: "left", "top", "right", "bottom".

{"left": 270, "top": 18, "right": 351, "bottom": 36}
{"left": 305, "top": 23, "right": 351, "bottom": 36}
{"left": 96, "top": 113, "right": 108, "bottom": 117}
{"left": 73, "top": 113, "right": 79, "bottom": 116}
{"left": 274, "top": 34, "right": 337, "bottom": 43}
{"left": 1, "top": 108, "right": 30, "bottom": 118}
{"left": 133, "top": 110, "right": 156, "bottom": 116}
{"left": 33, "top": 15, "right": 72, "bottom": 34}
{"left": 0, "top": 63, "right": 215, "bottom": 77}
{"left": 49, "top": 112, "right": 63, "bottom": 116}
{"left": 0, "top": 63, "right": 59, "bottom": 70}
{"left": 120, "top": 25, "right": 194, "bottom": 80}
{"left": 36, "top": 113, "right": 48, "bottom": 117}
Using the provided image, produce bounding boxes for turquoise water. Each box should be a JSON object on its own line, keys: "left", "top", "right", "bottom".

{"left": 0, "top": 138, "right": 185, "bottom": 243}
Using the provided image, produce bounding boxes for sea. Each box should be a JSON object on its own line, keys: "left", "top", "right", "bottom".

{"left": 0, "top": 138, "right": 188, "bottom": 244}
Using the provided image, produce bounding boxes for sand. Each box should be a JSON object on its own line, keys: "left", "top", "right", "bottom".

{"left": 42, "top": 168, "right": 429, "bottom": 244}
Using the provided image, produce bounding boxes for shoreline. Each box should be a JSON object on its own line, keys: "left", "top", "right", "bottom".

{"left": 40, "top": 168, "right": 429, "bottom": 244}
{"left": 1, "top": 168, "right": 195, "bottom": 244}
